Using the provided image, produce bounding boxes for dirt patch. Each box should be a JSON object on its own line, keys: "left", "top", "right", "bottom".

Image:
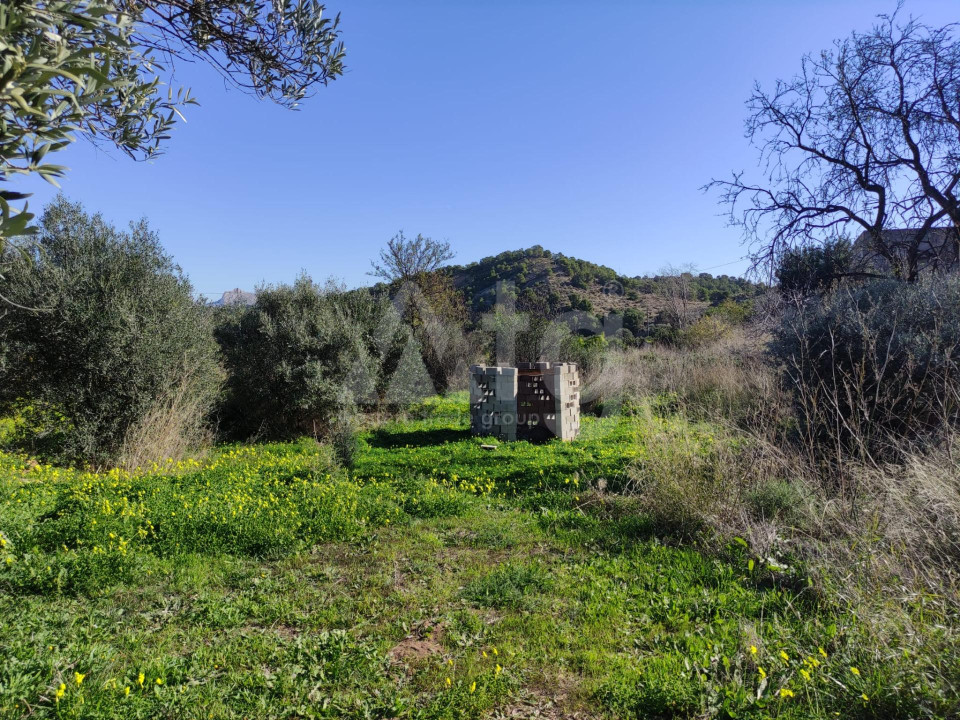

{"left": 490, "top": 677, "right": 599, "bottom": 720}
{"left": 271, "top": 623, "right": 301, "bottom": 641}
{"left": 388, "top": 620, "right": 445, "bottom": 665}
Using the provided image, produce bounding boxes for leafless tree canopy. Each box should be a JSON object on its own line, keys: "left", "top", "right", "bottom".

{"left": 369, "top": 231, "right": 455, "bottom": 284}
{"left": 709, "top": 4, "right": 960, "bottom": 281}
{"left": 658, "top": 263, "right": 697, "bottom": 329}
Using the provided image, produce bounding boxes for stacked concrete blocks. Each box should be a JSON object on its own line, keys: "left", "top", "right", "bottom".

{"left": 517, "top": 362, "right": 580, "bottom": 441}
{"left": 469, "top": 365, "right": 518, "bottom": 441}
{"left": 470, "top": 362, "right": 580, "bottom": 442}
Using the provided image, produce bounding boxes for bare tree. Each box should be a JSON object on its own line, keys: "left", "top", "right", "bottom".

{"left": 708, "top": 4, "right": 960, "bottom": 281}
{"left": 659, "top": 263, "right": 697, "bottom": 330}
{"left": 369, "top": 231, "right": 465, "bottom": 393}
{"left": 369, "top": 231, "right": 455, "bottom": 284}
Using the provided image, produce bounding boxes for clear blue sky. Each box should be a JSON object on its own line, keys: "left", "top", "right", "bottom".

{"left": 19, "top": 0, "right": 960, "bottom": 298}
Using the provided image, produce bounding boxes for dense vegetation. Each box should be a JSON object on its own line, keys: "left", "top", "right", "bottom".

{"left": 7, "top": 3, "right": 960, "bottom": 717}
{"left": 0, "top": 199, "right": 221, "bottom": 466}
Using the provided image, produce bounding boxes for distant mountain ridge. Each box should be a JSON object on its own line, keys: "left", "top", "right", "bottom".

{"left": 210, "top": 288, "right": 257, "bottom": 307}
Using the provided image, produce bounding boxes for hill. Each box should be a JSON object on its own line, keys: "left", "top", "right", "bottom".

{"left": 214, "top": 247, "right": 762, "bottom": 327}
{"left": 445, "top": 245, "right": 761, "bottom": 323}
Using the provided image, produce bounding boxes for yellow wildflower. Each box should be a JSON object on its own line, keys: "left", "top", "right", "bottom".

{"left": 849, "top": 667, "right": 860, "bottom": 676}
{"left": 74, "top": 672, "right": 85, "bottom": 686}
{"left": 445, "top": 677, "right": 451, "bottom": 687}
{"left": 470, "top": 681, "right": 476, "bottom": 694}
{"left": 779, "top": 650, "right": 790, "bottom": 663}
{"left": 55, "top": 683, "right": 66, "bottom": 701}
{"left": 137, "top": 672, "right": 145, "bottom": 687}
{"left": 862, "top": 693, "right": 870, "bottom": 701}
{"left": 758, "top": 666, "right": 767, "bottom": 680}
{"left": 780, "top": 688, "right": 795, "bottom": 698}
{"left": 749, "top": 645, "right": 757, "bottom": 655}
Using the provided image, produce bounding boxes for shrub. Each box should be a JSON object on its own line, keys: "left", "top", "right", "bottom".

{"left": 0, "top": 197, "right": 221, "bottom": 466}
{"left": 771, "top": 276, "right": 960, "bottom": 459}
{"left": 330, "top": 410, "right": 359, "bottom": 468}
{"left": 648, "top": 324, "right": 681, "bottom": 346}
{"left": 706, "top": 298, "right": 751, "bottom": 324}
{"left": 214, "top": 275, "right": 378, "bottom": 440}
{"left": 776, "top": 238, "right": 855, "bottom": 297}
{"left": 747, "top": 479, "right": 802, "bottom": 521}
{"left": 622, "top": 307, "right": 644, "bottom": 335}
{"left": 677, "top": 314, "right": 730, "bottom": 349}
{"left": 562, "top": 333, "right": 607, "bottom": 380}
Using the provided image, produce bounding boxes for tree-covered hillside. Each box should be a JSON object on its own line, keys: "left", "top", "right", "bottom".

{"left": 445, "top": 245, "right": 762, "bottom": 321}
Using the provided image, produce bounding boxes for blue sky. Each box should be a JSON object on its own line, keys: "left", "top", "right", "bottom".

{"left": 19, "top": 0, "right": 960, "bottom": 298}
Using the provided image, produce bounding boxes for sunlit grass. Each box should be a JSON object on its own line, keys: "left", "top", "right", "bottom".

{"left": 0, "top": 394, "right": 956, "bottom": 718}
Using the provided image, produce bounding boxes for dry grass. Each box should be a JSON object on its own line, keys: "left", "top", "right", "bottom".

{"left": 117, "top": 368, "right": 219, "bottom": 471}
{"left": 590, "top": 329, "right": 787, "bottom": 430}
{"left": 611, "top": 329, "right": 960, "bottom": 616}
{"left": 806, "top": 441, "right": 960, "bottom": 600}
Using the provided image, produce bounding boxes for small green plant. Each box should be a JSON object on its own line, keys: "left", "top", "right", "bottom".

{"left": 463, "top": 561, "right": 551, "bottom": 609}
{"left": 747, "top": 479, "right": 802, "bottom": 520}
{"left": 597, "top": 656, "right": 701, "bottom": 717}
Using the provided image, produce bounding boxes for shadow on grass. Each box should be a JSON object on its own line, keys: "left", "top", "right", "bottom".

{"left": 366, "top": 427, "right": 473, "bottom": 449}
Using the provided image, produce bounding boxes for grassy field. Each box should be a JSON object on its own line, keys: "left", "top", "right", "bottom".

{"left": 1, "top": 394, "right": 956, "bottom": 719}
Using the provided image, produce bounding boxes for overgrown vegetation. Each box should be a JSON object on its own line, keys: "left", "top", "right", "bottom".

{"left": 772, "top": 275, "right": 960, "bottom": 462}
{"left": 6, "top": 0, "right": 960, "bottom": 715}
{"left": 214, "top": 276, "right": 380, "bottom": 441}
{"left": 0, "top": 198, "right": 221, "bottom": 466}
{"left": 2, "top": 195, "right": 960, "bottom": 718}
{"left": 2, "top": 391, "right": 959, "bottom": 718}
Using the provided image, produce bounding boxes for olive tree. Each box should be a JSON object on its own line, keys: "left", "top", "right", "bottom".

{"left": 0, "top": 196, "right": 222, "bottom": 465}
{"left": 0, "top": 0, "right": 345, "bottom": 247}
{"left": 214, "top": 276, "right": 378, "bottom": 440}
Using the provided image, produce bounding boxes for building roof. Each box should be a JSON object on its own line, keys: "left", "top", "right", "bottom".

{"left": 854, "top": 228, "right": 959, "bottom": 275}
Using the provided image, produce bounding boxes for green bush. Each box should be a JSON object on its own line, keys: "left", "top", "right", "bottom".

{"left": 771, "top": 276, "right": 960, "bottom": 456}
{"left": 562, "top": 334, "right": 607, "bottom": 378}
{"left": 747, "top": 479, "right": 802, "bottom": 521}
{"left": 0, "top": 197, "right": 221, "bottom": 466}
{"left": 678, "top": 315, "right": 730, "bottom": 349}
{"left": 776, "top": 238, "right": 854, "bottom": 297}
{"left": 214, "top": 275, "right": 379, "bottom": 440}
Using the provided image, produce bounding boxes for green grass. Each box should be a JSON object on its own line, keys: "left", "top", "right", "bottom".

{"left": 0, "top": 393, "right": 957, "bottom": 718}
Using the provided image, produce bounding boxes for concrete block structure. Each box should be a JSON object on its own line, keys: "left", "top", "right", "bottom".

{"left": 469, "top": 362, "right": 580, "bottom": 442}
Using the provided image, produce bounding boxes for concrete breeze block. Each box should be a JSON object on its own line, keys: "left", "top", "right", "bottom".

{"left": 469, "top": 363, "right": 580, "bottom": 442}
